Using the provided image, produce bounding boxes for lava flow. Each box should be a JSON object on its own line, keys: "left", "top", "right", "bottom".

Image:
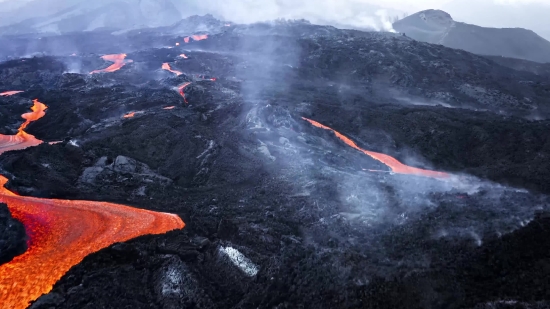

{"left": 123, "top": 112, "right": 136, "bottom": 118}
{"left": 162, "top": 62, "right": 183, "bottom": 76}
{"left": 90, "top": 54, "right": 133, "bottom": 74}
{"left": 183, "top": 34, "right": 208, "bottom": 43}
{"left": 0, "top": 100, "right": 185, "bottom": 309}
{"left": 163, "top": 106, "right": 176, "bottom": 110}
{"left": 0, "top": 90, "right": 24, "bottom": 96}
{"left": 302, "top": 117, "right": 449, "bottom": 179}
{"left": 0, "top": 175, "right": 185, "bottom": 309}
{"left": 0, "top": 99, "right": 47, "bottom": 154}
{"left": 178, "top": 82, "right": 192, "bottom": 103}
{"left": 179, "top": 54, "right": 188, "bottom": 59}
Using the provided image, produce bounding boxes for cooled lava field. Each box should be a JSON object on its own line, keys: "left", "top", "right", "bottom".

{"left": 1, "top": 16, "right": 550, "bottom": 309}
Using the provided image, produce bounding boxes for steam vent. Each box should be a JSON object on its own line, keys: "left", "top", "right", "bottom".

{"left": 1, "top": 9, "right": 550, "bottom": 309}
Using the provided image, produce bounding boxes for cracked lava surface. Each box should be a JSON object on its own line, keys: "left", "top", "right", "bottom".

{"left": 0, "top": 100, "right": 185, "bottom": 309}
{"left": 302, "top": 117, "right": 449, "bottom": 179}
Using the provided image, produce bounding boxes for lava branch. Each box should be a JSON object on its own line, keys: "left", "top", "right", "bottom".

{"left": 302, "top": 117, "right": 449, "bottom": 179}
{"left": 162, "top": 63, "right": 183, "bottom": 76}
{"left": 183, "top": 34, "right": 208, "bottom": 44}
{"left": 90, "top": 54, "right": 133, "bottom": 74}
{"left": 179, "top": 54, "right": 188, "bottom": 59}
{"left": 0, "top": 175, "right": 185, "bottom": 309}
{"left": 178, "top": 82, "right": 192, "bottom": 104}
{"left": 0, "top": 99, "right": 47, "bottom": 154}
{"left": 0, "top": 90, "right": 24, "bottom": 97}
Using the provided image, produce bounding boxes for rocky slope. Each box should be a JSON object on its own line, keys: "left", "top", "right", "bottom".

{"left": 0, "top": 15, "right": 549, "bottom": 309}
{"left": 393, "top": 9, "right": 550, "bottom": 63}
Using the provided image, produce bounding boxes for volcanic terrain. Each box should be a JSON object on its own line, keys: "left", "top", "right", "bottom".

{"left": 0, "top": 15, "right": 550, "bottom": 309}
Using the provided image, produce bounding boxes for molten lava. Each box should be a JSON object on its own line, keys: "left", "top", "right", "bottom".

{"left": 0, "top": 175, "right": 185, "bottom": 309}
{"left": 178, "top": 82, "right": 192, "bottom": 104}
{"left": 302, "top": 117, "right": 449, "bottom": 179}
{"left": 175, "top": 42, "right": 180, "bottom": 46}
{"left": 179, "top": 54, "right": 188, "bottom": 59}
{"left": 0, "top": 101, "right": 185, "bottom": 309}
{"left": 183, "top": 34, "right": 208, "bottom": 44}
{"left": 162, "top": 63, "right": 183, "bottom": 76}
{"left": 123, "top": 112, "right": 136, "bottom": 118}
{"left": 163, "top": 106, "right": 176, "bottom": 110}
{"left": 0, "top": 100, "right": 47, "bottom": 154}
{"left": 90, "top": 54, "right": 133, "bottom": 74}
{"left": 0, "top": 90, "right": 24, "bottom": 96}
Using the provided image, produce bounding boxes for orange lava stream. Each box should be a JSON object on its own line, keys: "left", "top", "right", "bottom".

{"left": 0, "top": 175, "right": 185, "bottom": 309}
{"left": 178, "top": 82, "right": 192, "bottom": 104}
{"left": 90, "top": 54, "right": 133, "bottom": 74}
{"left": 123, "top": 112, "right": 136, "bottom": 118}
{"left": 162, "top": 63, "right": 183, "bottom": 76}
{"left": 163, "top": 106, "right": 176, "bottom": 110}
{"left": 0, "top": 100, "right": 47, "bottom": 154}
{"left": 302, "top": 117, "right": 449, "bottom": 179}
{"left": 0, "top": 100, "right": 186, "bottom": 309}
{"left": 0, "top": 90, "right": 24, "bottom": 96}
{"left": 183, "top": 34, "right": 208, "bottom": 44}
{"left": 179, "top": 54, "right": 188, "bottom": 59}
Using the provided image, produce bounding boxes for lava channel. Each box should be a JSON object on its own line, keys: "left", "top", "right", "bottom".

{"left": 163, "top": 106, "right": 176, "bottom": 110}
{"left": 90, "top": 54, "right": 133, "bottom": 74}
{"left": 178, "top": 82, "right": 192, "bottom": 104}
{"left": 0, "top": 90, "right": 24, "bottom": 96}
{"left": 183, "top": 34, "right": 208, "bottom": 44}
{"left": 179, "top": 54, "right": 188, "bottom": 59}
{"left": 0, "top": 175, "right": 185, "bottom": 309}
{"left": 162, "top": 63, "right": 183, "bottom": 76}
{"left": 302, "top": 117, "right": 449, "bottom": 179}
{"left": 0, "top": 99, "right": 47, "bottom": 154}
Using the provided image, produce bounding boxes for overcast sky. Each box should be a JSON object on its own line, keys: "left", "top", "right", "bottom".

{"left": 0, "top": 0, "right": 548, "bottom": 39}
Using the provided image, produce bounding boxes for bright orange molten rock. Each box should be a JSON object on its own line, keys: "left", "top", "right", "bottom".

{"left": 90, "top": 54, "right": 133, "bottom": 74}
{"left": 0, "top": 100, "right": 47, "bottom": 154}
{"left": 0, "top": 90, "right": 24, "bottom": 96}
{"left": 0, "top": 100, "right": 185, "bottom": 309}
{"left": 162, "top": 62, "right": 183, "bottom": 76}
{"left": 178, "top": 82, "right": 192, "bottom": 104}
{"left": 0, "top": 176, "right": 185, "bottom": 309}
{"left": 302, "top": 117, "right": 449, "bottom": 179}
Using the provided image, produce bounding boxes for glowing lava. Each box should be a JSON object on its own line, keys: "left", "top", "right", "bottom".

{"left": 0, "top": 100, "right": 47, "bottom": 154}
{"left": 0, "top": 90, "right": 24, "bottom": 97}
{"left": 90, "top": 54, "right": 133, "bottom": 74}
{"left": 163, "top": 106, "right": 176, "bottom": 110}
{"left": 183, "top": 34, "right": 208, "bottom": 44}
{"left": 178, "top": 82, "right": 192, "bottom": 104}
{"left": 0, "top": 175, "right": 185, "bottom": 309}
{"left": 179, "top": 54, "right": 188, "bottom": 59}
{"left": 0, "top": 100, "right": 185, "bottom": 309}
{"left": 175, "top": 42, "right": 180, "bottom": 46}
{"left": 302, "top": 117, "right": 449, "bottom": 179}
{"left": 123, "top": 112, "right": 136, "bottom": 118}
{"left": 162, "top": 63, "right": 183, "bottom": 76}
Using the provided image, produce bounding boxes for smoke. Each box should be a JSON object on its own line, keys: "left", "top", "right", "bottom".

{"left": 175, "top": 0, "right": 403, "bottom": 32}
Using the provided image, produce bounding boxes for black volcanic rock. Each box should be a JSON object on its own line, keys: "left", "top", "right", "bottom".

{"left": 394, "top": 9, "right": 550, "bottom": 63}
{"left": 1, "top": 15, "right": 550, "bottom": 309}
{"left": 0, "top": 203, "right": 27, "bottom": 264}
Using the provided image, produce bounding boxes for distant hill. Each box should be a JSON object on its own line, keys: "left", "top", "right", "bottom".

{"left": 393, "top": 9, "right": 550, "bottom": 63}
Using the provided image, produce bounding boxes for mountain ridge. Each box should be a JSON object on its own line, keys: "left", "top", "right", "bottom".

{"left": 394, "top": 9, "right": 550, "bottom": 63}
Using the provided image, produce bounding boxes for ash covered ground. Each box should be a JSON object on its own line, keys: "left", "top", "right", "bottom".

{"left": 1, "top": 16, "right": 550, "bottom": 309}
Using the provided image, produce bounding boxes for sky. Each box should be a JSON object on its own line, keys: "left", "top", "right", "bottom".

{"left": 0, "top": 0, "right": 548, "bottom": 39}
